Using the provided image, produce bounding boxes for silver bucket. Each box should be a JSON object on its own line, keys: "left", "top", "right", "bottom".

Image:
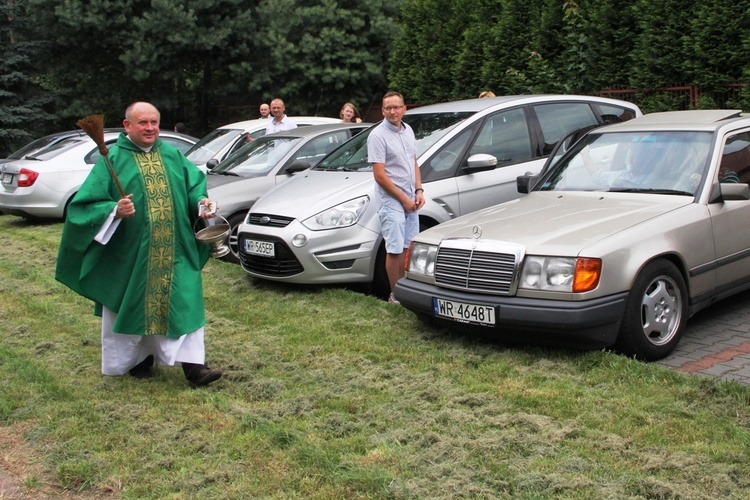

{"left": 194, "top": 215, "right": 231, "bottom": 259}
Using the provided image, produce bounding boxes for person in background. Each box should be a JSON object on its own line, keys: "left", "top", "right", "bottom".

{"left": 367, "top": 91, "right": 424, "bottom": 304}
{"left": 174, "top": 122, "right": 187, "bottom": 134}
{"left": 340, "top": 102, "right": 362, "bottom": 123}
{"left": 266, "top": 98, "right": 298, "bottom": 134}
{"left": 479, "top": 90, "right": 496, "bottom": 98}
{"left": 55, "top": 101, "right": 223, "bottom": 387}
{"left": 259, "top": 103, "right": 271, "bottom": 119}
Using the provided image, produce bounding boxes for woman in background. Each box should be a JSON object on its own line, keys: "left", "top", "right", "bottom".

{"left": 340, "top": 102, "right": 362, "bottom": 123}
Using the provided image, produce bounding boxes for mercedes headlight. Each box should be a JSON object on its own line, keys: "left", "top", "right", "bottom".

{"left": 407, "top": 242, "right": 438, "bottom": 277}
{"left": 519, "top": 256, "right": 601, "bottom": 292}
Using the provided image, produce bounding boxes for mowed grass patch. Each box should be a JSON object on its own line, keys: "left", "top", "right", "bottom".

{"left": 0, "top": 214, "right": 749, "bottom": 498}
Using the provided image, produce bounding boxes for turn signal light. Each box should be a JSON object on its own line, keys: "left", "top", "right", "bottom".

{"left": 573, "top": 258, "right": 602, "bottom": 293}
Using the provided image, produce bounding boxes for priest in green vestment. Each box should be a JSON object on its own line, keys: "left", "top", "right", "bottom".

{"left": 55, "top": 102, "right": 222, "bottom": 386}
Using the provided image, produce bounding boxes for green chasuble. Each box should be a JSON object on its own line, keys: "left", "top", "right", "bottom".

{"left": 55, "top": 133, "right": 211, "bottom": 338}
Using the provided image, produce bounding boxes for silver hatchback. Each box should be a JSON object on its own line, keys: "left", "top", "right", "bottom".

{"left": 0, "top": 130, "right": 196, "bottom": 219}
{"left": 236, "top": 95, "right": 642, "bottom": 296}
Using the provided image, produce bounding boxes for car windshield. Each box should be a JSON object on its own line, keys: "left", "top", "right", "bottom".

{"left": 538, "top": 131, "right": 714, "bottom": 196}
{"left": 314, "top": 111, "right": 473, "bottom": 172}
{"left": 209, "top": 137, "right": 301, "bottom": 178}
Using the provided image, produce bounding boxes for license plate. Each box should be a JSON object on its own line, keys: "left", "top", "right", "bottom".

{"left": 433, "top": 297, "right": 495, "bottom": 326}
{"left": 2, "top": 173, "right": 12, "bottom": 185}
{"left": 244, "top": 239, "right": 275, "bottom": 257}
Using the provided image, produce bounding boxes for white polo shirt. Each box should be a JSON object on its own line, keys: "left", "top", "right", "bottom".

{"left": 265, "top": 115, "right": 298, "bottom": 134}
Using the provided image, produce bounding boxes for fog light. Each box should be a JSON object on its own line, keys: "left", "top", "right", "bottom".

{"left": 292, "top": 234, "right": 307, "bottom": 247}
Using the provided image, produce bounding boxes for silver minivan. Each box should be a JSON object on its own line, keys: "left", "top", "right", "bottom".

{"left": 236, "top": 95, "right": 642, "bottom": 296}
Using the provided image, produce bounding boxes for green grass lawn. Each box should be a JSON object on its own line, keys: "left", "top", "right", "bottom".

{"left": 1, "top": 214, "right": 749, "bottom": 498}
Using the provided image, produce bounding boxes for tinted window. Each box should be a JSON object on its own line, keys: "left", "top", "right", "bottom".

{"left": 421, "top": 128, "right": 474, "bottom": 182}
{"left": 161, "top": 136, "right": 194, "bottom": 154}
{"left": 211, "top": 137, "right": 301, "bottom": 178}
{"left": 186, "top": 128, "right": 243, "bottom": 164}
{"left": 7, "top": 134, "right": 74, "bottom": 160}
{"left": 534, "top": 103, "right": 598, "bottom": 155}
{"left": 33, "top": 137, "right": 89, "bottom": 161}
{"left": 596, "top": 104, "right": 637, "bottom": 124}
{"left": 291, "top": 131, "right": 351, "bottom": 168}
{"left": 468, "top": 108, "right": 532, "bottom": 166}
{"left": 315, "top": 112, "right": 473, "bottom": 172}
{"left": 720, "top": 132, "right": 750, "bottom": 184}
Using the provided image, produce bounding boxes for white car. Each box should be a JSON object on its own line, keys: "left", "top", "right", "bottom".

{"left": 395, "top": 109, "right": 750, "bottom": 361}
{"left": 236, "top": 95, "right": 642, "bottom": 296}
{"left": 185, "top": 116, "right": 340, "bottom": 170}
{"left": 0, "top": 130, "right": 196, "bottom": 219}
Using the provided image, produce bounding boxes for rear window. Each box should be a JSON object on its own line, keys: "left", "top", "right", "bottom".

{"left": 186, "top": 129, "right": 243, "bottom": 164}
{"left": 7, "top": 134, "right": 74, "bottom": 160}
{"left": 32, "top": 137, "right": 89, "bottom": 161}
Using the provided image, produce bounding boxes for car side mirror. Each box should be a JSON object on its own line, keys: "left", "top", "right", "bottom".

{"left": 709, "top": 182, "right": 750, "bottom": 203}
{"left": 206, "top": 159, "right": 219, "bottom": 170}
{"left": 286, "top": 160, "right": 312, "bottom": 175}
{"left": 517, "top": 174, "right": 537, "bottom": 194}
{"left": 463, "top": 154, "right": 498, "bottom": 173}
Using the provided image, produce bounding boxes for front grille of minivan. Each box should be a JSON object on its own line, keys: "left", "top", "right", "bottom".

{"left": 238, "top": 234, "right": 303, "bottom": 276}
{"left": 247, "top": 213, "right": 295, "bottom": 228}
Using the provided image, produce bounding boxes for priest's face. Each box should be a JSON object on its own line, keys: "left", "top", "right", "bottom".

{"left": 124, "top": 102, "right": 160, "bottom": 149}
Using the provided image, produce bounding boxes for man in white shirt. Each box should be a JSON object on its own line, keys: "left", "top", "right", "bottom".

{"left": 265, "top": 98, "right": 298, "bottom": 134}
{"left": 367, "top": 91, "right": 424, "bottom": 304}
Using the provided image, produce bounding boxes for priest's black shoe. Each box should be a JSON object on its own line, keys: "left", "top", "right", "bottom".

{"left": 129, "top": 355, "right": 154, "bottom": 379}
{"left": 182, "top": 363, "right": 222, "bottom": 387}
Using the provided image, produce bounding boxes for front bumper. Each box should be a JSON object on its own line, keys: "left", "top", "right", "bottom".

{"left": 394, "top": 278, "right": 629, "bottom": 349}
{"left": 237, "top": 219, "right": 381, "bottom": 285}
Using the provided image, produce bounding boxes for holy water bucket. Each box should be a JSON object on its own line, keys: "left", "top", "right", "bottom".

{"left": 194, "top": 215, "right": 231, "bottom": 259}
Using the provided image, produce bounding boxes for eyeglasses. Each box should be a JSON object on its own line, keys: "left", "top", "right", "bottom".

{"left": 382, "top": 106, "right": 404, "bottom": 112}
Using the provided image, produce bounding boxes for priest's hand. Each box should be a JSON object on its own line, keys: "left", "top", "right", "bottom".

{"left": 116, "top": 195, "right": 135, "bottom": 219}
{"left": 199, "top": 198, "right": 218, "bottom": 219}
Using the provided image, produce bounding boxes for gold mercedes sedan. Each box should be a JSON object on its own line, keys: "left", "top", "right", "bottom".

{"left": 396, "top": 109, "right": 750, "bottom": 361}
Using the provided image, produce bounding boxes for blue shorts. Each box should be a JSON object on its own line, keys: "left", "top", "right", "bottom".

{"left": 379, "top": 206, "right": 419, "bottom": 254}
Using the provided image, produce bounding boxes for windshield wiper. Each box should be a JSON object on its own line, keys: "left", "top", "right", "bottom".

{"left": 608, "top": 188, "right": 694, "bottom": 196}
{"left": 315, "top": 165, "right": 365, "bottom": 172}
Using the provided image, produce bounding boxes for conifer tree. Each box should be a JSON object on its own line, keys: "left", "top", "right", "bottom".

{"left": 0, "top": 0, "right": 55, "bottom": 156}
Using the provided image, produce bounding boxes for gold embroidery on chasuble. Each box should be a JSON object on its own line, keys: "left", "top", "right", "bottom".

{"left": 134, "top": 150, "right": 174, "bottom": 335}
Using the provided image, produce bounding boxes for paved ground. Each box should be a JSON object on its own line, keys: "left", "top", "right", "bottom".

{"left": 657, "top": 289, "right": 750, "bottom": 385}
